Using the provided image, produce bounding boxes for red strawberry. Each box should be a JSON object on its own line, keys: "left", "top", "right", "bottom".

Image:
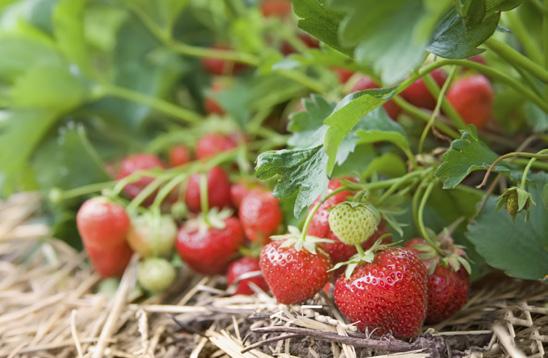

{"left": 405, "top": 238, "right": 470, "bottom": 324}
{"left": 334, "top": 248, "right": 428, "bottom": 338}
{"left": 323, "top": 223, "right": 390, "bottom": 265}
{"left": 469, "top": 55, "right": 486, "bottom": 65}
{"left": 425, "top": 265, "right": 469, "bottom": 324}
{"left": 230, "top": 182, "right": 252, "bottom": 209}
{"left": 239, "top": 189, "right": 282, "bottom": 243}
{"left": 334, "top": 67, "right": 354, "bottom": 84}
{"left": 185, "top": 166, "right": 232, "bottom": 213}
{"left": 116, "top": 153, "right": 165, "bottom": 202}
{"left": 401, "top": 69, "right": 447, "bottom": 110}
{"left": 201, "top": 44, "right": 246, "bottom": 75}
{"left": 281, "top": 33, "right": 320, "bottom": 55}
{"left": 259, "top": 240, "right": 331, "bottom": 304}
{"left": 76, "top": 197, "right": 133, "bottom": 277}
{"left": 351, "top": 76, "right": 401, "bottom": 120}
{"left": 196, "top": 133, "right": 237, "bottom": 160}
{"left": 176, "top": 217, "right": 244, "bottom": 275}
{"left": 169, "top": 145, "right": 192, "bottom": 167}
{"left": 226, "top": 257, "right": 269, "bottom": 295}
{"left": 204, "top": 80, "right": 225, "bottom": 115}
{"left": 260, "top": 0, "right": 292, "bottom": 17}
{"left": 446, "top": 75, "right": 493, "bottom": 129}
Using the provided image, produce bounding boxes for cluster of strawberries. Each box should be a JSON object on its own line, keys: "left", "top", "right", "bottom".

{"left": 76, "top": 131, "right": 282, "bottom": 294}
{"left": 256, "top": 179, "right": 470, "bottom": 339}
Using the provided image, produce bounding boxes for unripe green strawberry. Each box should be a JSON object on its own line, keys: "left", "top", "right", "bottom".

{"left": 328, "top": 202, "right": 380, "bottom": 246}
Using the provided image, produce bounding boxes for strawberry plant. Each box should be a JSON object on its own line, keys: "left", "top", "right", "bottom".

{"left": 0, "top": 0, "right": 547, "bottom": 344}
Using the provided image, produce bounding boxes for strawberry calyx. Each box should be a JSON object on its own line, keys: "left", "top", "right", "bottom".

{"left": 271, "top": 226, "right": 333, "bottom": 255}
{"left": 330, "top": 233, "right": 397, "bottom": 278}
{"left": 409, "top": 228, "right": 472, "bottom": 275}
{"left": 185, "top": 207, "right": 233, "bottom": 235}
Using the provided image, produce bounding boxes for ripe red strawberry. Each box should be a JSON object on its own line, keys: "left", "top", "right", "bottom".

{"left": 116, "top": 153, "right": 165, "bottom": 202}
{"left": 230, "top": 182, "right": 253, "bottom": 209}
{"left": 405, "top": 238, "right": 470, "bottom": 324}
{"left": 401, "top": 69, "right": 447, "bottom": 110}
{"left": 226, "top": 257, "right": 269, "bottom": 295}
{"left": 281, "top": 33, "right": 320, "bottom": 55}
{"left": 76, "top": 197, "right": 133, "bottom": 277}
{"left": 196, "top": 133, "right": 237, "bottom": 160}
{"left": 239, "top": 189, "right": 282, "bottom": 243}
{"left": 469, "top": 55, "right": 486, "bottom": 65}
{"left": 323, "top": 223, "right": 390, "bottom": 265}
{"left": 259, "top": 240, "right": 331, "bottom": 304}
{"left": 446, "top": 75, "right": 493, "bottom": 129}
{"left": 334, "top": 67, "right": 354, "bottom": 84}
{"left": 176, "top": 217, "right": 244, "bottom": 275}
{"left": 351, "top": 76, "right": 401, "bottom": 119}
{"left": 334, "top": 248, "right": 428, "bottom": 338}
{"left": 169, "top": 145, "right": 192, "bottom": 167}
{"left": 260, "top": 0, "right": 292, "bottom": 17}
{"left": 204, "top": 81, "right": 225, "bottom": 115}
{"left": 201, "top": 44, "right": 246, "bottom": 75}
{"left": 425, "top": 265, "right": 469, "bottom": 324}
{"left": 185, "top": 166, "right": 232, "bottom": 213}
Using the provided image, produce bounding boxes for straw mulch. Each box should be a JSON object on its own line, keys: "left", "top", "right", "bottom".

{"left": 0, "top": 193, "right": 546, "bottom": 358}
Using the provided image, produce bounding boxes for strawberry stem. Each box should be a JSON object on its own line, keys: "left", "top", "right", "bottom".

{"left": 519, "top": 148, "right": 548, "bottom": 189}
{"left": 299, "top": 186, "right": 349, "bottom": 243}
{"left": 477, "top": 150, "right": 548, "bottom": 188}
{"left": 416, "top": 181, "right": 444, "bottom": 255}
{"left": 199, "top": 174, "right": 212, "bottom": 226}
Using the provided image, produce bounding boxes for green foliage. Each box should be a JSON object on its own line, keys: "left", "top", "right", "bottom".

{"left": 435, "top": 130, "right": 509, "bottom": 189}
{"left": 467, "top": 174, "right": 548, "bottom": 280}
{"left": 32, "top": 124, "right": 109, "bottom": 190}
{"left": 324, "top": 89, "right": 395, "bottom": 173}
{"left": 256, "top": 146, "right": 329, "bottom": 217}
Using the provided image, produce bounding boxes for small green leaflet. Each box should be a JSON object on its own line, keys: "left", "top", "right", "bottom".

{"left": 427, "top": 7, "right": 499, "bottom": 58}
{"left": 292, "top": 0, "right": 347, "bottom": 54}
{"left": 53, "top": 0, "right": 90, "bottom": 74}
{"left": 354, "top": 108, "right": 412, "bottom": 163}
{"left": 288, "top": 95, "right": 334, "bottom": 148}
{"left": 32, "top": 124, "right": 109, "bottom": 191}
{"left": 435, "top": 130, "right": 509, "bottom": 189}
{"left": 323, "top": 88, "right": 395, "bottom": 174}
{"left": 0, "top": 110, "right": 60, "bottom": 195}
{"left": 467, "top": 174, "right": 548, "bottom": 280}
{"left": 255, "top": 145, "right": 329, "bottom": 217}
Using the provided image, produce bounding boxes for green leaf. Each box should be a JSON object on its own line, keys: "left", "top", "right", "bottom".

{"left": 288, "top": 95, "right": 334, "bottom": 147}
{"left": 84, "top": 3, "right": 128, "bottom": 53}
{"left": 362, "top": 152, "right": 406, "bottom": 179}
{"left": 90, "top": 17, "right": 186, "bottom": 129}
{"left": 10, "top": 62, "right": 89, "bottom": 111}
{"left": 0, "top": 110, "right": 60, "bottom": 195}
{"left": 336, "top": 0, "right": 428, "bottom": 84}
{"left": 256, "top": 145, "right": 329, "bottom": 217}
{"left": 32, "top": 124, "right": 109, "bottom": 190}
{"left": 525, "top": 103, "right": 548, "bottom": 133}
{"left": 324, "top": 89, "right": 395, "bottom": 174}
{"left": 53, "top": 0, "right": 90, "bottom": 73}
{"left": 0, "top": 34, "right": 63, "bottom": 82}
{"left": 427, "top": 7, "right": 500, "bottom": 58}
{"left": 467, "top": 173, "right": 548, "bottom": 280}
{"left": 435, "top": 130, "right": 509, "bottom": 189}
{"left": 292, "top": 0, "right": 347, "bottom": 53}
